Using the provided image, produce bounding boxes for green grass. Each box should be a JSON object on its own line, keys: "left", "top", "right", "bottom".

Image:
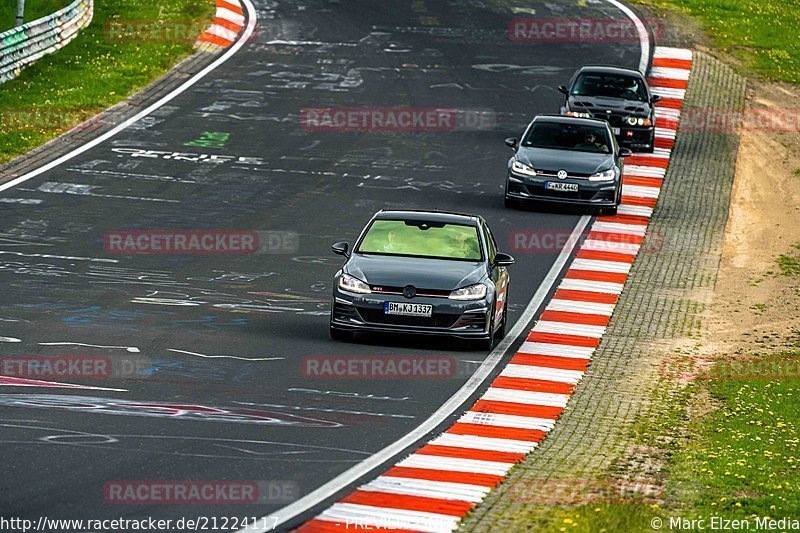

{"left": 777, "top": 244, "right": 800, "bottom": 277}
{"left": 506, "top": 352, "right": 800, "bottom": 532}
{"left": 1, "top": 0, "right": 66, "bottom": 31}
{"left": 636, "top": 0, "right": 800, "bottom": 83}
{"left": 668, "top": 353, "right": 800, "bottom": 517}
{"left": 0, "top": 0, "right": 213, "bottom": 164}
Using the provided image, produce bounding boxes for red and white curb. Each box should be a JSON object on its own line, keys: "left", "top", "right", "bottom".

{"left": 296, "top": 47, "right": 693, "bottom": 533}
{"left": 196, "top": 0, "right": 246, "bottom": 50}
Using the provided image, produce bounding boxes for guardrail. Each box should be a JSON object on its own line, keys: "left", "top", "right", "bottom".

{"left": 0, "top": 0, "right": 93, "bottom": 85}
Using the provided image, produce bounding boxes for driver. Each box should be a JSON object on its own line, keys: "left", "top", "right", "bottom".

{"left": 575, "top": 131, "right": 609, "bottom": 153}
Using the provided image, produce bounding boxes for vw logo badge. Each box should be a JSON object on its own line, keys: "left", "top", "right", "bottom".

{"left": 403, "top": 285, "right": 417, "bottom": 299}
{"left": 557, "top": 170, "right": 568, "bottom": 180}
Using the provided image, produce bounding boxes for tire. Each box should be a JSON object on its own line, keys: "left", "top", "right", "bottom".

{"left": 329, "top": 326, "right": 352, "bottom": 341}
{"left": 494, "top": 298, "right": 509, "bottom": 340}
{"left": 504, "top": 195, "right": 519, "bottom": 209}
{"left": 600, "top": 205, "right": 618, "bottom": 216}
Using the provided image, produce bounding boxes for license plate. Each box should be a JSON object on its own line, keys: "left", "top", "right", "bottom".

{"left": 545, "top": 182, "right": 578, "bottom": 192}
{"left": 384, "top": 302, "right": 433, "bottom": 317}
{"left": 612, "top": 127, "right": 621, "bottom": 135}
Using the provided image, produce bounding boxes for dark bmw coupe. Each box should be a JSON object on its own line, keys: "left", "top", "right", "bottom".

{"left": 559, "top": 65, "right": 660, "bottom": 152}
{"left": 504, "top": 115, "right": 631, "bottom": 214}
{"left": 329, "top": 210, "right": 514, "bottom": 350}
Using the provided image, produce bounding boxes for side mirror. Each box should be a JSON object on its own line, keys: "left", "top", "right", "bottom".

{"left": 504, "top": 137, "right": 518, "bottom": 149}
{"left": 493, "top": 252, "right": 515, "bottom": 267}
{"left": 558, "top": 85, "right": 568, "bottom": 95}
{"left": 619, "top": 148, "right": 633, "bottom": 157}
{"left": 332, "top": 241, "right": 350, "bottom": 257}
{"left": 651, "top": 94, "right": 662, "bottom": 103}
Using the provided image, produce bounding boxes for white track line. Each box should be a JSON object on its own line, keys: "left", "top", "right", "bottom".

{"left": 0, "top": 0, "right": 258, "bottom": 193}
{"left": 244, "top": 0, "right": 652, "bottom": 529}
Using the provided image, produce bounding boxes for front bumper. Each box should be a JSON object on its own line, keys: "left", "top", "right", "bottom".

{"left": 615, "top": 126, "right": 655, "bottom": 150}
{"left": 505, "top": 173, "right": 619, "bottom": 208}
{"left": 331, "top": 289, "right": 492, "bottom": 339}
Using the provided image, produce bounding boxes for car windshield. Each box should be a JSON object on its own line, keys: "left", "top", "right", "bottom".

{"left": 572, "top": 73, "right": 647, "bottom": 102}
{"left": 522, "top": 122, "right": 612, "bottom": 154}
{"left": 357, "top": 219, "right": 482, "bottom": 261}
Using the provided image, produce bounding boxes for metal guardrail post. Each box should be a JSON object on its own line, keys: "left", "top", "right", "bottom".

{"left": 16, "top": 0, "right": 25, "bottom": 27}
{"left": 1, "top": 0, "right": 93, "bottom": 84}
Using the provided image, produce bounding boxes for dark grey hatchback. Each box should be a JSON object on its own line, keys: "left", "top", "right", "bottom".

{"left": 330, "top": 210, "right": 514, "bottom": 350}
{"left": 504, "top": 115, "right": 631, "bottom": 215}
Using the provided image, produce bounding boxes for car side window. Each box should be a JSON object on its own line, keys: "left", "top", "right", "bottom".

{"left": 482, "top": 224, "right": 496, "bottom": 264}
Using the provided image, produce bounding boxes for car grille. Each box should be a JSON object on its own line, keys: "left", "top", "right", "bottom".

{"left": 535, "top": 169, "right": 592, "bottom": 180}
{"left": 357, "top": 308, "right": 460, "bottom": 328}
{"left": 588, "top": 112, "right": 624, "bottom": 127}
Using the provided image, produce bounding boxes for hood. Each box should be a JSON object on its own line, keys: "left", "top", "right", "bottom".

{"left": 515, "top": 147, "right": 614, "bottom": 175}
{"left": 568, "top": 95, "right": 652, "bottom": 116}
{"left": 346, "top": 254, "right": 485, "bottom": 291}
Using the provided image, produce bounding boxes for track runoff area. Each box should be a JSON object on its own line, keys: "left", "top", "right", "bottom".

{"left": 292, "top": 47, "right": 695, "bottom": 533}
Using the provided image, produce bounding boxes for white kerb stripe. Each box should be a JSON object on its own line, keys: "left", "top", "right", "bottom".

{"left": 316, "top": 503, "right": 460, "bottom": 533}
{"left": 650, "top": 66, "right": 691, "bottom": 80}
{"left": 361, "top": 477, "right": 490, "bottom": 503}
{"left": 655, "top": 125, "right": 678, "bottom": 138}
{"left": 547, "top": 298, "right": 616, "bottom": 316}
{"left": 592, "top": 221, "right": 648, "bottom": 236}
{"left": 616, "top": 204, "right": 653, "bottom": 218}
{"left": 570, "top": 258, "right": 632, "bottom": 274}
{"left": 461, "top": 410, "right": 557, "bottom": 431}
{"left": 483, "top": 387, "right": 571, "bottom": 407}
{"left": 518, "top": 341, "right": 596, "bottom": 358}
{"left": 431, "top": 433, "right": 538, "bottom": 454}
{"left": 207, "top": 24, "right": 238, "bottom": 41}
{"left": 501, "top": 363, "right": 584, "bottom": 384}
{"left": 625, "top": 165, "right": 666, "bottom": 178}
{"left": 216, "top": 7, "right": 245, "bottom": 25}
{"left": 655, "top": 108, "right": 681, "bottom": 120}
{"left": 558, "top": 278, "right": 624, "bottom": 295}
{"left": 654, "top": 47, "right": 693, "bottom": 60}
{"left": 622, "top": 184, "right": 661, "bottom": 199}
{"left": 651, "top": 86, "right": 686, "bottom": 99}
{"left": 582, "top": 238, "right": 641, "bottom": 254}
{"left": 533, "top": 320, "right": 607, "bottom": 338}
{"left": 397, "top": 454, "right": 513, "bottom": 477}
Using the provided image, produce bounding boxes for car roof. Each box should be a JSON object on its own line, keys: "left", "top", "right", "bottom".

{"left": 532, "top": 114, "right": 610, "bottom": 127}
{"left": 374, "top": 209, "right": 482, "bottom": 225}
{"left": 574, "top": 65, "right": 645, "bottom": 79}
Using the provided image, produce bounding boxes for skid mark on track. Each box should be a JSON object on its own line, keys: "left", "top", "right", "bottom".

{"left": 167, "top": 349, "right": 284, "bottom": 362}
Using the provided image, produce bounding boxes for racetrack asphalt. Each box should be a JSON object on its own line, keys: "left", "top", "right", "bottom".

{"left": 0, "top": 0, "right": 643, "bottom": 529}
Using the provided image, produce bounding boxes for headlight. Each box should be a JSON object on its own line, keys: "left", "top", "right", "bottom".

{"left": 589, "top": 168, "right": 616, "bottom": 181}
{"left": 511, "top": 160, "right": 537, "bottom": 177}
{"left": 449, "top": 283, "right": 487, "bottom": 301}
{"left": 338, "top": 274, "right": 371, "bottom": 294}
{"left": 626, "top": 116, "right": 652, "bottom": 126}
{"left": 566, "top": 111, "right": 592, "bottom": 118}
